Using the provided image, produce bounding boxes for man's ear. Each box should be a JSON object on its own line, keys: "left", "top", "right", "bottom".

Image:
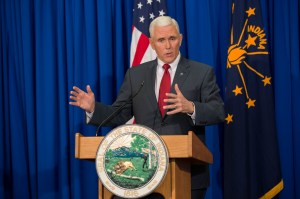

{"left": 179, "top": 34, "right": 183, "bottom": 46}
{"left": 149, "top": 38, "right": 154, "bottom": 49}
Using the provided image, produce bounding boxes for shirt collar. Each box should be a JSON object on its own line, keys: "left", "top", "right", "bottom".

{"left": 157, "top": 53, "right": 181, "bottom": 71}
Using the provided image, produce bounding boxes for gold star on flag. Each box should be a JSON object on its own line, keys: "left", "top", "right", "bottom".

{"left": 245, "top": 34, "right": 257, "bottom": 48}
{"left": 246, "top": 7, "right": 256, "bottom": 17}
{"left": 232, "top": 85, "right": 243, "bottom": 96}
{"left": 225, "top": 114, "right": 233, "bottom": 124}
{"left": 262, "top": 76, "right": 272, "bottom": 86}
{"left": 246, "top": 98, "right": 256, "bottom": 108}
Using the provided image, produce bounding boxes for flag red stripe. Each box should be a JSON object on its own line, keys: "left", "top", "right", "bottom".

{"left": 131, "top": 33, "right": 150, "bottom": 67}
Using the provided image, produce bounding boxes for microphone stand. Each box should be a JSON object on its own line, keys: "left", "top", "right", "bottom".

{"left": 95, "top": 81, "right": 144, "bottom": 136}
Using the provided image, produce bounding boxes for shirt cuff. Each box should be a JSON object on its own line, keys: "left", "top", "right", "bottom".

{"left": 187, "top": 102, "right": 196, "bottom": 122}
{"left": 86, "top": 111, "right": 94, "bottom": 123}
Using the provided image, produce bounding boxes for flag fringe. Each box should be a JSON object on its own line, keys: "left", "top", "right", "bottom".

{"left": 259, "top": 179, "right": 284, "bottom": 199}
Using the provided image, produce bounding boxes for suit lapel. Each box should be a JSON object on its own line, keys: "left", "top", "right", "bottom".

{"left": 145, "top": 60, "right": 159, "bottom": 111}
{"left": 171, "top": 57, "right": 190, "bottom": 93}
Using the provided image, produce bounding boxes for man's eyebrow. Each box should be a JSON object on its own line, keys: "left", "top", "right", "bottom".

{"left": 157, "top": 37, "right": 165, "bottom": 40}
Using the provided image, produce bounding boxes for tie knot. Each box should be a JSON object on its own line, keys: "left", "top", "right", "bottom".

{"left": 163, "top": 64, "right": 170, "bottom": 71}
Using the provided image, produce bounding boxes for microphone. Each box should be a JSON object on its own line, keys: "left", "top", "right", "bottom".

{"left": 95, "top": 81, "right": 145, "bottom": 136}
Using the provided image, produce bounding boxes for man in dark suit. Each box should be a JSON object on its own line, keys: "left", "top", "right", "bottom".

{"left": 70, "top": 16, "right": 224, "bottom": 199}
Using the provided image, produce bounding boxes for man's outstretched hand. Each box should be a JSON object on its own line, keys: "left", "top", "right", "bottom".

{"left": 69, "top": 85, "right": 95, "bottom": 113}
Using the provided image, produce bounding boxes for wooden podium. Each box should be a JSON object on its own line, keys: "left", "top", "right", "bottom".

{"left": 75, "top": 131, "right": 213, "bottom": 199}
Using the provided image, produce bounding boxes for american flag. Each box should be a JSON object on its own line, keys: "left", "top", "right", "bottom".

{"left": 130, "top": 0, "right": 167, "bottom": 67}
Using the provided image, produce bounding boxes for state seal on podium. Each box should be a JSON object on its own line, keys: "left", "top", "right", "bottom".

{"left": 96, "top": 124, "right": 169, "bottom": 198}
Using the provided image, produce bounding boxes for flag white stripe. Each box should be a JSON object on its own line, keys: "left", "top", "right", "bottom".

{"left": 130, "top": 27, "right": 142, "bottom": 66}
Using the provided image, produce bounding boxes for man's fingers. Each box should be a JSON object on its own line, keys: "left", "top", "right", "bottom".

{"left": 72, "top": 86, "right": 82, "bottom": 93}
{"left": 86, "top": 85, "right": 93, "bottom": 94}
{"left": 69, "top": 95, "right": 77, "bottom": 101}
{"left": 166, "top": 93, "right": 177, "bottom": 98}
{"left": 164, "top": 104, "right": 175, "bottom": 110}
{"left": 164, "top": 98, "right": 177, "bottom": 103}
{"left": 174, "top": 84, "right": 182, "bottom": 95}
{"left": 70, "top": 90, "right": 78, "bottom": 97}
{"left": 69, "top": 95, "right": 74, "bottom": 100}
{"left": 166, "top": 108, "right": 180, "bottom": 115}
{"left": 69, "top": 101, "right": 79, "bottom": 106}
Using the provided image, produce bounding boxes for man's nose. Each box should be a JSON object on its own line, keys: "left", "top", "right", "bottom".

{"left": 165, "top": 40, "right": 171, "bottom": 49}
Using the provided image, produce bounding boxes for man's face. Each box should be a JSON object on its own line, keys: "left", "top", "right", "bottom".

{"left": 150, "top": 25, "right": 182, "bottom": 64}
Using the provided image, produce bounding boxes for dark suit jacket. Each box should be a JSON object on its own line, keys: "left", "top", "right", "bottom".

{"left": 89, "top": 56, "right": 225, "bottom": 189}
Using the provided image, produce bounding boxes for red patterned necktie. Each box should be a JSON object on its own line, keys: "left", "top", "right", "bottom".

{"left": 158, "top": 64, "right": 171, "bottom": 116}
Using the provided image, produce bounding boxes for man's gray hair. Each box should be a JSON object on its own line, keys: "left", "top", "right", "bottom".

{"left": 149, "top": 16, "right": 180, "bottom": 37}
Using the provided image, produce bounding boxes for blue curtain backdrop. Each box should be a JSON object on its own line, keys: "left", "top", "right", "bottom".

{"left": 0, "top": 0, "right": 299, "bottom": 198}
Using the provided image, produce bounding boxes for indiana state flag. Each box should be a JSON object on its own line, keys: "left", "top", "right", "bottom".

{"left": 224, "top": 0, "right": 284, "bottom": 198}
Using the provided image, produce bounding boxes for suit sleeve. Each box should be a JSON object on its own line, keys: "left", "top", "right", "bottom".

{"left": 88, "top": 69, "right": 134, "bottom": 127}
{"left": 194, "top": 68, "right": 225, "bottom": 125}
